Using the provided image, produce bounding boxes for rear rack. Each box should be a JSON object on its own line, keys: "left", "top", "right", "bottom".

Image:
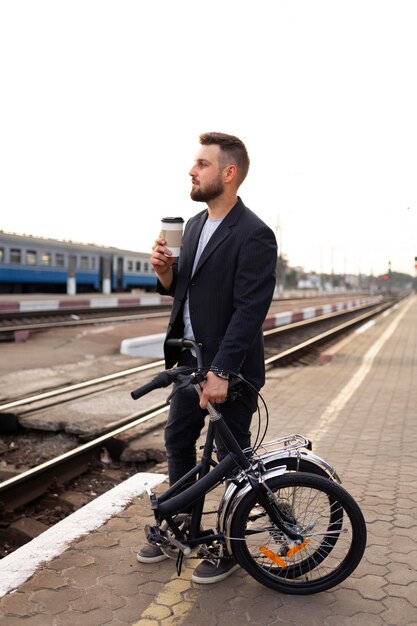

{"left": 254, "top": 434, "right": 311, "bottom": 456}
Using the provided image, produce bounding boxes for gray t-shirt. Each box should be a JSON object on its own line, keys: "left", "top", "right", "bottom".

{"left": 183, "top": 217, "right": 223, "bottom": 341}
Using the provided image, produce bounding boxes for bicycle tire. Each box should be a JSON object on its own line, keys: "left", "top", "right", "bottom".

{"left": 229, "top": 472, "right": 366, "bottom": 594}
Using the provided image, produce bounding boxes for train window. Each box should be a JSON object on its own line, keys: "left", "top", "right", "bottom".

{"left": 91, "top": 257, "right": 96, "bottom": 269}
{"left": 41, "top": 252, "right": 51, "bottom": 265}
{"left": 127, "top": 260, "right": 133, "bottom": 271}
{"left": 10, "top": 248, "right": 22, "bottom": 263}
{"left": 136, "top": 260, "right": 141, "bottom": 271}
{"left": 0, "top": 248, "right": 4, "bottom": 262}
{"left": 80, "top": 256, "right": 89, "bottom": 269}
{"left": 55, "top": 253, "right": 65, "bottom": 266}
{"left": 68, "top": 255, "right": 77, "bottom": 272}
{"left": 26, "top": 250, "right": 37, "bottom": 265}
{"left": 144, "top": 262, "right": 149, "bottom": 272}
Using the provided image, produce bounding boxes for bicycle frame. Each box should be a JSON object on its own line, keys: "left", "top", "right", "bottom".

{"left": 133, "top": 339, "right": 367, "bottom": 594}
{"left": 145, "top": 389, "right": 307, "bottom": 560}
{"left": 137, "top": 338, "right": 337, "bottom": 557}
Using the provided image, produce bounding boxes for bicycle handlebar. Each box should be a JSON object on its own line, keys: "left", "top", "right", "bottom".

{"left": 130, "top": 366, "right": 191, "bottom": 400}
{"left": 131, "top": 338, "right": 243, "bottom": 406}
{"left": 165, "top": 338, "right": 203, "bottom": 367}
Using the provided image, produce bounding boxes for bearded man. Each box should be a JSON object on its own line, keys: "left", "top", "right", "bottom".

{"left": 137, "top": 132, "right": 277, "bottom": 584}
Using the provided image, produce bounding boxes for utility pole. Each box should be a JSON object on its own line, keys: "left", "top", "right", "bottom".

{"left": 414, "top": 256, "right": 417, "bottom": 293}
{"left": 275, "top": 216, "right": 285, "bottom": 292}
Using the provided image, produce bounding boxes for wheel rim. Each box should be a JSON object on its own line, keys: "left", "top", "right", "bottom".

{"left": 230, "top": 474, "right": 366, "bottom": 592}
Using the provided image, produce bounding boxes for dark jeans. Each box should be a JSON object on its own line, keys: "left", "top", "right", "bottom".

{"left": 164, "top": 350, "right": 258, "bottom": 487}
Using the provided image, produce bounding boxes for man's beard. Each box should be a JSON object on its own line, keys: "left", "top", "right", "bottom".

{"left": 190, "top": 173, "right": 224, "bottom": 202}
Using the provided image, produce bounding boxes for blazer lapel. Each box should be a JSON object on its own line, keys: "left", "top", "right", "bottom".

{"left": 185, "top": 211, "right": 207, "bottom": 275}
{"left": 192, "top": 198, "right": 245, "bottom": 277}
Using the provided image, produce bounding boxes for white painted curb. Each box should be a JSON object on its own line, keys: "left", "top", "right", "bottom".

{"left": 0, "top": 471, "right": 167, "bottom": 597}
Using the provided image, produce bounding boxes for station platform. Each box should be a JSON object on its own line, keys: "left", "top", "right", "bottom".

{"left": 0, "top": 295, "right": 416, "bottom": 625}
{"left": 0, "top": 292, "right": 172, "bottom": 313}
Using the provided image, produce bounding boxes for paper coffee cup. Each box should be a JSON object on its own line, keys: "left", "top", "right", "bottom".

{"left": 160, "top": 217, "right": 184, "bottom": 257}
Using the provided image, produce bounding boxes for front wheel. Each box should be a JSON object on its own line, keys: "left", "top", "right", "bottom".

{"left": 229, "top": 472, "right": 366, "bottom": 595}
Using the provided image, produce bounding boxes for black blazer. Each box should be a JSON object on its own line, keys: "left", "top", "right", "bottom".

{"left": 158, "top": 197, "right": 277, "bottom": 389}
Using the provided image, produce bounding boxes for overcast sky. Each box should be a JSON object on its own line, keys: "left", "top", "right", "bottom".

{"left": 1, "top": 0, "right": 416, "bottom": 276}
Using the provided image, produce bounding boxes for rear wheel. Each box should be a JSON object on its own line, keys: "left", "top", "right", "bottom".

{"left": 262, "top": 456, "right": 337, "bottom": 480}
{"left": 229, "top": 472, "right": 366, "bottom": 594}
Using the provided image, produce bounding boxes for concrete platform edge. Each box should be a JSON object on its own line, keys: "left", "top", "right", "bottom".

{"left": 0, "top": 471, "right": 167, "bottom": 598}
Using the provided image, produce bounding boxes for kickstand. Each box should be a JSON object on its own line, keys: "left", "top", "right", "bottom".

{"left": 176, "top": 551, "right": 184, "bottom": 576}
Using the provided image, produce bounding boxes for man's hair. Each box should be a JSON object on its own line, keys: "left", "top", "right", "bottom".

{"left": 199, "top": 132, "right": 250, "bottom": 186}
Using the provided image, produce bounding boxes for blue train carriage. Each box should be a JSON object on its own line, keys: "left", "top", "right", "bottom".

{"left": 0, "top": 232, "right": 156, "bottom": 293}
{"left": 110, "top": 247, "right": 157, "bottom": 291}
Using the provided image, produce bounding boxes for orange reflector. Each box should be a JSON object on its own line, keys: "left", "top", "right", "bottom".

{"left": 286, "top": 539, "right": 310, "bottom": 557}
{"left": 259, "top": 545, "right": 286, "bottom": 567}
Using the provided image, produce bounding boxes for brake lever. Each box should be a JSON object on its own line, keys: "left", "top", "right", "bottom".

{"left": 166, "top": 373, "right": 195, "bottom": 402}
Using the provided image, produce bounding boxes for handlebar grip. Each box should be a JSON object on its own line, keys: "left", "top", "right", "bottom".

{"left": 165, "top": 338, "right": 185, "bottom": 348}
{"left": 131, "top": 366, "right": 191, "bottom": 400}
{"left": 131, "top": 379, "right": 159, "bottom": 400}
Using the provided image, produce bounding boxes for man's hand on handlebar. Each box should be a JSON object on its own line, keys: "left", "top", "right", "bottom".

{"left": 199, "top": 371, "right": 229, "bottom": 409}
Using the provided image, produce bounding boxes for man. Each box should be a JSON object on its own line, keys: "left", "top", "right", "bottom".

{"left": 137, "top": 132, "right": 277, "bottom": 583}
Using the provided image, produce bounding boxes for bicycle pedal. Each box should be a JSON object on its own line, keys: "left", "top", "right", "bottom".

{"left": 145, "top": 524, "right": 166, "bottom": 546}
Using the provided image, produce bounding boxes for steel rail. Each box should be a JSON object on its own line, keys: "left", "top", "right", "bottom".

{"left": 0, "top": 293, "right": 382, "bottom": 332}
{"left": 0, "top": 404, "right": 169, "bottom": 510}
{"left": 0, "top": 297, "right": 402, "bottom": 511}
{"left": 263, "top": 300, "right": 385, "bottom": 338}
{"left": 0, "top": 360, "right": 165, "bottom": 413}
{"left": 0, "top": 299, "right": 388, "bottom": 414}
{"left": 264, "top": 299, "right": 395, "bottom": 365}
{"left": 0, "top": 310, "right": 170, "bottom": 332}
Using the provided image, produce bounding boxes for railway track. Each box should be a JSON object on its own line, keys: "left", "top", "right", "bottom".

{"left": 0, "top": 295, "right": 402, "bottom": 554}
{"left": 0, "top": 292, "right": 377, "bottom": 334}
{"left": 0, "top": 297, "right": 389, "bottom": 422}
{"left": 0, "top": 307, "right": 171, "bottom": 334}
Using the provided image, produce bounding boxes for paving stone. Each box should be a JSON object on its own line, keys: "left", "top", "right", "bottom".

{"left": 365, "top": 520, "right": 394, "bottom": 537}
{"left": 75, "top": 532, "right": 119, "bottom": 550}
{"left": 380, "top": 596, "right": 416, "bottom": 625}
{"left": 0, "top": 592, "right": 39, "bottom": 617}
{"left": 22, "top": 569, "right": 70, "bottom": 591}
{"left": 326, "top": 614, "right": 384, "bottom": 626}
{"left": 364, "top": 544, "right": 393, "bottom": 566}
{"left": 98, "top": 572, "right": 153, "bottom": 596}
{"left": 236, "top": 593, "right": 288, "bottom": 623}
{"left": 60, "top": 564, "right": 108, "bottom": 587}
{"left": 0, "top": 615, "right": 55, "bottom": 626}
{"left": 384, "top": 581, "right": 417, "bottom": 604}
{"left": 140, "top": 602, "right": 172, "bottom": 620}
{"left": 342, "top": 574, "right": 387, "bottom": 600}
{"left": 389, "top": 549, "right": 417, "bottom": 567}
{"left": 70, "top": 585, "right": 127, "bottom": 612}
{"left": 29, "top": 587, "right": 85, "bottom": 615}
{"left": 113, "top": 593, "right": 158, "bottom": 623}
{"left": 1, "top": 297, "right": 417, "bottom": 625}
{"left": 47, "top": 551, "right": 96, "bottom": 570}
{"left": 328, "top": 588, "right": 384, "bottom": 617}
{"left": 216, "top": 610, "right": 252, "bottom": 625}
{"left": 104, "top": 517, "right": 139, "bottom": 532}
{"left": 386, "top": 562, "right": 416, "bottom": 586}
{"left": 55, "top": 607, "right": 114, "bottom": 626}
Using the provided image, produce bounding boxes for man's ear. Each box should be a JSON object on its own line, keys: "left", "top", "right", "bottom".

{"left": 223, "top": 164, "right": 238, "bottom": 183}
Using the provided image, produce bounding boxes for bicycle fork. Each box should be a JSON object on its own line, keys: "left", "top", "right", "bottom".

{"left": 246, "top": 473, "right": 303, "bottom": 542}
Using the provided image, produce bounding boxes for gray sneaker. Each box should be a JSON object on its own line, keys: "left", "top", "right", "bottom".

{"left": 136, "top": 542, "right": 169, "bottom": 563}
{"left": 191, "top": 557, "right": 240, "bottom": 584}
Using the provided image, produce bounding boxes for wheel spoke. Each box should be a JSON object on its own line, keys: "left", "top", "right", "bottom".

{"left": 229, "top": 473, "right": 366, "bottom": 594}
